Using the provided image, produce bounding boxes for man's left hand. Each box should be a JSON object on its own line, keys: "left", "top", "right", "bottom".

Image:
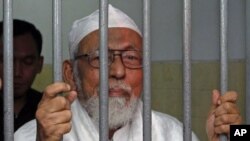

{"left": 206, "top": 89, "right": 242, "bottom": 141}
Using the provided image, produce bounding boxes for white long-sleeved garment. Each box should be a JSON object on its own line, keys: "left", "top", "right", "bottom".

{"left": 14, "top": 99, "right": 199, "bottom": 141}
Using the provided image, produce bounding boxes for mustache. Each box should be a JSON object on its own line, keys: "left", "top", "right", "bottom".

{"left": 96, "top": 81, "right": 132, "bottom": 94}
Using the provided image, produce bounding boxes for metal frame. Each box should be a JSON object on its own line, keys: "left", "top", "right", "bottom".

{"left": 183, "top": 0, "right": 192, "bottom": 140}
{"left": 53, "top": 0, "right": 62, "bottom": 82}
{"left": 3, "top": 0, "right": 14, "bottom": 141}
{"left": 143, "top": 0, "right": 152, "bottom": 141}
{"left": 220, "top": 0, "right": 228, "bottom": 140}
{"left": 99, "top": 1, "right": 109, "bottom": 141}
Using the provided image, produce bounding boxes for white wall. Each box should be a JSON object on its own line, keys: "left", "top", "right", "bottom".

{"left": 0, "top": 0, "right": 247, "bottom": 63}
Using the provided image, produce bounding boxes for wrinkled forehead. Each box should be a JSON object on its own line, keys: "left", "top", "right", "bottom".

{"left": 77, "top": 27, "right": 142, "bottom": 54}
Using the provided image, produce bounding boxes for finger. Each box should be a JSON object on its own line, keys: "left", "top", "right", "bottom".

{"left": 207, "top": 89, "right": 221, "bottom": 117}
{"left": 40, "top": 122, "right": 72, "bottom": 141}
{"left": 220, "top": 91, "right": 238, "bottom": 103}
{"left": 42, "top": 82, "right": 71, "bottom": 100}
{"left": 36, "top": 97, "right": 71, "bottom": 123}
{"left": 53, "top": 123, "right": 72, "bottom": 135}
{"left": 45, "top": 91, "right": 77, "bottom": 112}
{"left": 44, "top": 96, "right": 71, "bottom": 112}
{"left": 45, "top": 110, "right": 72, "bottom": 125}
{"left": 65, "top": 90, "right": 77, "bottom": 104}
{"left": 37, "top": 110, "right": 72, "bottom": 129}
{"left": 214, "top": 114, "right": 242, "bottom": 126}
{"left": 214, "top": 124, "right": 230, "bottom": 135}
{"left": 214, "top": 102, "right": 239, "bottom": 116}
{"left": 212, "top": 89, "right": 221, "bottom": 106}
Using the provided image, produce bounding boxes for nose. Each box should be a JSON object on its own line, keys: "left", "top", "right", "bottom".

{"left": 109, "top": 56, "right": 125, "bottom": 79}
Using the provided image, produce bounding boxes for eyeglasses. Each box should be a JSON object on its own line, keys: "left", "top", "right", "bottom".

{"left": 74, "top": 49, "right": 143, "bottom": 69}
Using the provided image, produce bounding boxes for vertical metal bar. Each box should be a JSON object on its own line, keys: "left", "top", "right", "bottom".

{"left": 3, "top": 0, "right": 14, "bottom": 141}
{"left": 53, "top": 1, "right": 63, "bottom": 140}
{"left": 246, "top": 0, "right": 250, "bottom": 124}
{"left": 53, "top": 0, "right": 62, "bottom": 82}
{"left": 99, "top": 1, "right": 109, "bottom": 141}
{"left": 143, "top": 0, "right": 151, "bottom": 141}
{"left": 183, "top": 0, "right": 192, "bottom": 141}
{"left": 220, "top": 0, "right": 228, "bottom": 140}
{"left": 220, "top": 0, "right": 228, "bottom": 97}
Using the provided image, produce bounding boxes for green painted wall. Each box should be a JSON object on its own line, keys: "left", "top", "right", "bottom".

{"left": 32, "top": 64, "right": 53, "bottom": 91}
{"left": 151, "top": 60, "right": 245, "bottom": 141}
{"left": 32, "top": 60, "right": 246, "bottom": 141}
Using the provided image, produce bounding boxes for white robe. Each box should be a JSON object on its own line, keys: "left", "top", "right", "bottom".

{"left": 14, "top": 99, "right": 199, "bottom": 141}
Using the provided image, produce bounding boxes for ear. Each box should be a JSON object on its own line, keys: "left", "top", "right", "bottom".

{"left": 36, "top": 56, "right": 44, "bottom": 73}
{"left": 63, "top": 60, "right": 77, "bottom": 90}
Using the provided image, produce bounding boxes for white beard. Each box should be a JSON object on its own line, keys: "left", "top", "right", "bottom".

{"left": 83, "top": 96, "right": 139, "bottom": 130}
{"left": 73, "top": 61, "right": 139, "bottom": 130}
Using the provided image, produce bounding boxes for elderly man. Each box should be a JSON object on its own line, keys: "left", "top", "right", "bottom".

{"left": 14, "top": 5, "right": 241, "bottom": 141}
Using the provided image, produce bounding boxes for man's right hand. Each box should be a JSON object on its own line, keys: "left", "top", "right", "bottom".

{"left": 35, "top": 82, "right": 77, "bottom": 141}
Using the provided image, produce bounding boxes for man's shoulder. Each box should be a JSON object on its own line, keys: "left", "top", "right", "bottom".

{"left": 152, "top": 110, "right": 182, "bottom": 126}
{"left": 14, "top": 120, "right": 37, "bottom": 141}
{"left": 150, "top": 111, "right": 184, "bottom": 140}
{"left": 151, "top": 110, "right": 199, "bottom": 141}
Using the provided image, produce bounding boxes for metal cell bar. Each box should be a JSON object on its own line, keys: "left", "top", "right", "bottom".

{"left": 53, "top": 0, "right": 62, "bottom": 82}
{"left": 220, "top": 0, "right": 228, "bottom": 140}
{"left": 99, "top": 1, "right": 109, "bottom": 141}
{"left": 143, "top": 0, "right": 151, "bottom": 141}
{"left": 53, "top": 1, "right": 63, "bottom": 141}
{"left": 183, "top": 0, "right": 192, "bottom": 141}
{"left": 3, "top": 0, "right": 14, "bottom": 141}
{"left": 246, "top": 0, "right": 250, "bottom": 124}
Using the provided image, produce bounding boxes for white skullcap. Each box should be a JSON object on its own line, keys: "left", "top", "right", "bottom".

{"left": 68, "top": 4, "right": 142, "bottom": 59}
